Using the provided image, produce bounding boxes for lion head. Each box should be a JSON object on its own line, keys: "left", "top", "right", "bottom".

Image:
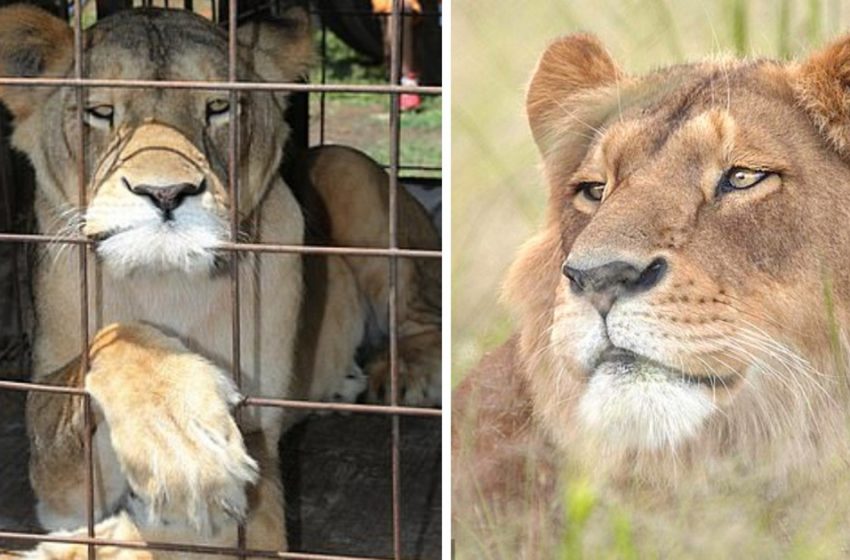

{"left": 0, "top": 5, "right": 312, "bottom": 275}
{"left": 505, "top": 34, "right": 850, "bottom": 482}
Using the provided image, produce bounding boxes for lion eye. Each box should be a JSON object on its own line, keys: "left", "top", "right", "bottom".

{"left": 718, "top": 167, "right": 770, "bottom": 194}
{"left": 206, "top": 98, "right": 230, "bottom": 124}
{"left": 577, "top": 182, "right": 606, "bottom": 202}
{"left": 84, "top": 105, "right": 114, "bottom": 128}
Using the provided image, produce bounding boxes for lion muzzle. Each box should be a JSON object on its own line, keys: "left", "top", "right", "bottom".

{"left": 83, "top": 122, "right": 230, "bottom": 275}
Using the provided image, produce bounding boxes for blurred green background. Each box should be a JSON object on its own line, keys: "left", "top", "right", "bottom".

{"left": 452, "top": 0, "right": 850, "bottom": 385}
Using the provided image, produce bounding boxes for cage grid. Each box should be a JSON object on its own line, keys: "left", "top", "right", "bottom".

{"left": 0, "top": 0, "right": 442, "bottom": 558}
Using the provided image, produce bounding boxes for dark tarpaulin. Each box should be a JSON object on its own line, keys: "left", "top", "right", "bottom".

{"left": 315, "top": 0, "right": 442, "bottom": 86}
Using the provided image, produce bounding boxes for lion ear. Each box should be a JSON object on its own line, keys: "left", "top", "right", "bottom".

{"left": 237, "top": 7, "right": 315, "bottom": 85}
{"left": 0, "top": 5, "right": 73, "bottom": 120}
{"left": 794, "top": 34, "right": 850, "bottom": 157}
{"left": 526, "top": 34, "right": 621, "bottom": 154}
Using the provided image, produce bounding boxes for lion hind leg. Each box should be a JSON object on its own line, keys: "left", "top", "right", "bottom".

{"left": 306, "top": 145, "right": 442, "bottom": 408}
{"left": 300, "top": 256, "right": 368, "bottom": 405}
{"left": 365, "top": 327, "right": 442, "bottom": 407}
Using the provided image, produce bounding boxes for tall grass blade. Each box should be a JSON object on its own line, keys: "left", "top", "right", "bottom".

{"left": 777, "top": 0, "right": 792, "bottom": 59}
{"left": 729, "top": 0, "right": 749, "bottom": 56}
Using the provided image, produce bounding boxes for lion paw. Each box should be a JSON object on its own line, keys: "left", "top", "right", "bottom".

{"left": 330, "top": 364, "right": 368, "bottom": 403}
{"left": 86, "top": 331, "right": 258, "bottom": 535}
{"left": 365, "top": 351, "right": 441, "bottom": 407}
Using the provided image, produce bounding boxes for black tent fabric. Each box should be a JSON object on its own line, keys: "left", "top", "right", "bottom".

{"left": 316, "top": 0, "right": 441, "bottom": 86}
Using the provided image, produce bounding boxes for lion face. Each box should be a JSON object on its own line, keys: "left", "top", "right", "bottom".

{"left": 509, "top": 35, "right": 850, "bottom": 465}
{"left": 0, "top": 6, "right": 312, "bottom": 275}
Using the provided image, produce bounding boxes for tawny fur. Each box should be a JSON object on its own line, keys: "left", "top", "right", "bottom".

{"left": 454, "top": 33, "right": 850, "bottom": 556}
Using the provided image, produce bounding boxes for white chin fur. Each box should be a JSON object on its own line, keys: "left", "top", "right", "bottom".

{"left": 96, "top": 221, "right": 224, "bottom": 276}
{"left": 578, "top": 362, "right": 715, "bottom": 451}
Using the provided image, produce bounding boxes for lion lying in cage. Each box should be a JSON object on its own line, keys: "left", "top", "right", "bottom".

{"left": 0, "top": 4, "right": 441, "bottom": 558}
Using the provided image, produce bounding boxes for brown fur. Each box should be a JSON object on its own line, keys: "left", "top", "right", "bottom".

{"left": 0, "top": 4, "right": 72, "bottom": 118}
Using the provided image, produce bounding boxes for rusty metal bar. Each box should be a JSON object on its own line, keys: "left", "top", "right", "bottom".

{"left": 319, "top": 19, "right": 327, "bottom": 145}
{"left": 308, "top": 9, "right": 440, "bottom": 17}
{"left": 0, "top": 233, "right": 90, "bottom": 244}
{"left": 0, "top": 234, "right": 440, "bottom": 258}
{"left": 0, "top": 380, "right": 441, "bottom": 417}
{"left": 0, "top": 77, "right": 439, "bottom": 95}
{"left": 0, "top": 530, "right": 395, "bottom": 560}
{"left": 387, "top": 1, "right": 403, "bottom": 558}
{"left": 243, "top": 397, "right": 441, "bottom": 417}
{"left": 387, "top": 164, "right": 442, "bottom": 171}
{"left": 216, "top": 242, "right": 438, "bottom": 258}
{"left": 225, "top": 0, "right": 246, "bottom": 556}
{"left": 0, "top": 379, "right": 88, "bottom": 396}
{"left": 70, "top": 1, "right": 96, "bottom": 558}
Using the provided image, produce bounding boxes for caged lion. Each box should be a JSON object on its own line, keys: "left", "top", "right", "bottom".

{"left": 454, "top": 31, "right": 850, "bottom": 556}
{"left": 0, "top": 3, "right": 441, "bottom": 559}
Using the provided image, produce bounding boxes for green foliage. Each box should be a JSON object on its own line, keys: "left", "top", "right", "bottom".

{"left": 610, "top": 511, "right": 640, "bottom": 560}
{"left": 729, "top": 0, "right": 749, "bottom": 55}
{"left": 313, "top": 27, "right": 387, "bottom": 87}
{"left": 807, "top": 0, "right": 823, "bottom": 45}
{"left": 560, "top": 478, "right": 598, "bottom": 560}
{"left": 777, "top": 0, "right": 792, "bottom": 59}
{"left": 309, "top": 29, "right": 441, "bottom": 178}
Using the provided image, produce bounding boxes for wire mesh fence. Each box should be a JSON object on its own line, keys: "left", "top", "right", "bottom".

{"left": 0, "top": 0, "right": 441, "bottom": 558}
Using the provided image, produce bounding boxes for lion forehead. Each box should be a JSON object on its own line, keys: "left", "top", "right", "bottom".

{"left": 83, "top": 13, "right": 227, "bottom": 82}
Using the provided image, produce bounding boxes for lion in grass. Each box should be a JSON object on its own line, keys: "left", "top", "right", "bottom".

{"left": 0, "top": 4, "right": 441, "bottom": 559}
{"left": 453, "top": 32, "right": 850, "bottom": 557}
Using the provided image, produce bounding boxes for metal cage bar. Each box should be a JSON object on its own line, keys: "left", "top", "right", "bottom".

{"left": 69, "top": 1, "right": 96, "bottom": 558}
{"left": 0, "top": 0, "right": 442, "bottom": 558}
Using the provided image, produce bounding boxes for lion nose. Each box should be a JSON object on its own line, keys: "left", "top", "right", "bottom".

{"left": 124, "top": 178, "right": 206, "bottom": 214}
{"left": 562, "top": 257, "right": 667, "bottom": 316}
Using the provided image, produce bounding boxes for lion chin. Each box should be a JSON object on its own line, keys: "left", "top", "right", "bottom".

{"left": 90, "top": 215, "right": 228, "bottom": 276}
{"left": 578, "top": 360, "right": 716, "bottom": 452}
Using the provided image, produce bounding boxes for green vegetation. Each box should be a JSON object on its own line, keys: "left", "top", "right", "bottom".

{"left": 309, "top": 30, "right": 441, "bottom": 178}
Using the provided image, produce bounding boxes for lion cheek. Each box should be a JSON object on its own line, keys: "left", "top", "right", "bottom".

{"left": 550, "top": 296, "right": 608, "bottom": 374}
